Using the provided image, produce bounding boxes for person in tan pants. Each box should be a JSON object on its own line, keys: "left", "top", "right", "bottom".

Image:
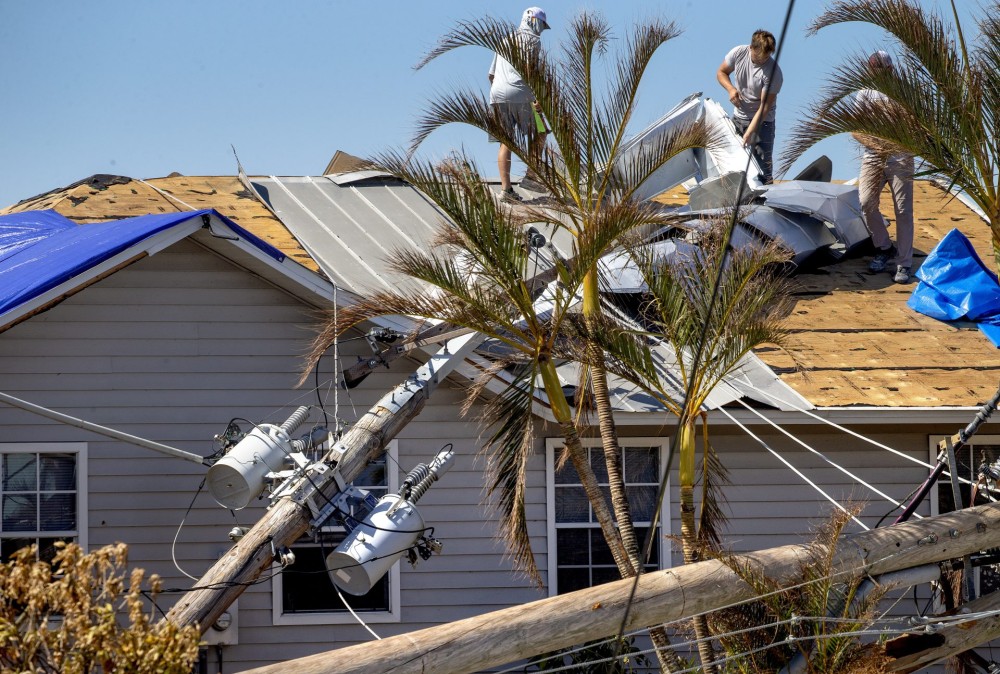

{"left": 854, "top": 50, "right": 915, "bottom": 284}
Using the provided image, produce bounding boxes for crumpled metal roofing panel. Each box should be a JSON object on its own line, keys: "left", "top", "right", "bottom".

{"left": 250, "top": 175, "right": 446, "bottom": 295}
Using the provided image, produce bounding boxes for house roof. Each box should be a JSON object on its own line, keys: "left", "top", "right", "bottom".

{"left": 3, "top": 173, "right": 996, "bottom": 410}
{"left": 754, "top": 181, "right": 1000, "bottom": 409}
{"left": 5, "top": 174, "right": 321, "bottom": 273}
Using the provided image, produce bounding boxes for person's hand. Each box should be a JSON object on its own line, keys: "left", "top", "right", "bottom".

{"left": 742, "top": 129, "right": 757, "bottom": 147}
{"left": 728, "top": 88, "right": 742, "bottom": 106}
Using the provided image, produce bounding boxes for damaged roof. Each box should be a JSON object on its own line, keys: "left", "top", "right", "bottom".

{"left": 2, "top": 171, "right": 997, "bottom": 409}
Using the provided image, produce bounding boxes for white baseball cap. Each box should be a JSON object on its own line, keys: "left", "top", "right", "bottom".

{"left": 524, "top": 7, "right": 549, "bottom": 30}
{"left": 869, "top": 50, "right": 892, "bottom": 67}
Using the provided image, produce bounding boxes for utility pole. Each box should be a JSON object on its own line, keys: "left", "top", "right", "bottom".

{"left": 239, "top": 502, "right": 1000, "bottom": 674}
{"left": 165, "top": 333, "right": 484, "bottom": 633}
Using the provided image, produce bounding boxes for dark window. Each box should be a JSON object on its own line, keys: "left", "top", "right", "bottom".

{"left": 935, "top": 441, "right": 1000, "bottom": 597}
{"left": 1, "top": 450, "right": 78, "bottom": 562}
{"left": 280, "top": 453, "right": 392, "bottom": 615}
{"left": 552, "top": 443, "right": 663, "bottom": 594}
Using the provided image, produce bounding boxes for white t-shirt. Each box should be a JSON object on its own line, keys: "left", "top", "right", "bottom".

{"left": 724, "top": 45, "right": 783, "bottom": 123}
{"left": 854, "top": 89, "right": 911, "bottom": 160}
{"left": 489, "top": 28, "right": 540, "bottom": 105}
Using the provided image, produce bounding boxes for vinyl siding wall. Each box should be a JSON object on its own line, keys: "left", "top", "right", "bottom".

{"left": 0, "top": 238, "right": 968, "bottom": 671}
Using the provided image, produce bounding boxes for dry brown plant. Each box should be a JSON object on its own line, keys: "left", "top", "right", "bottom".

{"left": 0, "top": 542, "right": 199, "bottom": 673}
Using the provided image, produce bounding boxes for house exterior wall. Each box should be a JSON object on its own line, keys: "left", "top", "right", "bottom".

{"left": 0, "top": 237, "right": 975, "bottom": 671}
{"left": 0, "top": 240, "right": 542, "bottom": 671}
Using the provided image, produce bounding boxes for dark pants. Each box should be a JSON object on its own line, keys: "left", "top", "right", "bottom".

{"left": 733, "top": 119, "right": 775, "bottom": 184}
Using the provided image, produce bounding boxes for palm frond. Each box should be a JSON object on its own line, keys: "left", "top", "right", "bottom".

{"left": 791, "top": 0, "right": 1000, "bottom": 228}
{"left": 477, "top": 371, "right": 543, "bottom": 584}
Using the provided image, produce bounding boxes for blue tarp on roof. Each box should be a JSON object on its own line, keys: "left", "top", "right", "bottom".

{"left": 0, "top": 209, "right": 284, "bottom": 318}
{"left": 908, "top": 228, "right": 1000, "bottom": 347}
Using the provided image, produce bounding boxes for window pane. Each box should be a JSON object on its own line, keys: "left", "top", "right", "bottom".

{"left": 590, "top": 530, "right": 614, "bottom": 566}
{"left": 591, "top": 566, "right": 621, "bottom": 586}
{"left": 553, "top": 454, "right": 579, "bottom": 484}
{"left": 354, "top": 460, "right": 387, "bottom": 488}
{"left": 3, "top": 454, "right": 36, "bottom": 491}
{"left": 557, "top": 567, "right": 590, "bottom": 595}
{"left": 1, "top": 537, "right": 34, "bottom": 562}
{"left": 39, "top": 454, "right": 76, "bottom": 491}
{"left": 556, "top": 528, "right": 589, "bottom": 565}
{"left": 625, "top": 486, "right": 658, "bottom": 522}
{"left": 590, "top": 448, "right": 609, "bottom": 484}
{"left": 40, "top": 494, "right": 76, "bottom": 531}
{"left": 3, "top": 494, "right": 36, "bottom": 531}
{"left": 282, "top": 545, "right": 389, "bottom": 613}
{"left": 555, "top": 486, "right": 588, "bottom": 523}
{"left": 37, "top": 537, "right": 69, "bottom": 563}
{"left": 634, "top": 527, "right": 659, "bottom": 565}
{"left": 624, "top": 447, "right": 658, "bottom": 483}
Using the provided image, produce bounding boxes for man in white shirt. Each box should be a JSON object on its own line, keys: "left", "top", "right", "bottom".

{"left": 853, "top": 50, "right": 915, "bottom": 284}
{"left": 716, "top": 30, "right": 783, "bottom": 184}
{"left": 489, "top": 7, "right": 549, "bottom": 203}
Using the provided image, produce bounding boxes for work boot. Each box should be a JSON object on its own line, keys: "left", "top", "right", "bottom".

{"left": 868, "top": 245, "right": 896, "bottom": 273}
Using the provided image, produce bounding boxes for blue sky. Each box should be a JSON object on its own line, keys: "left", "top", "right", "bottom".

{"left": 0, "top": 1, "right": 967, "bottom": 207}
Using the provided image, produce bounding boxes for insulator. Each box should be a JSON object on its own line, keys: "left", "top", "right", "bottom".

{"left": 280, "top": 406, "right": 311, "bottom": 435}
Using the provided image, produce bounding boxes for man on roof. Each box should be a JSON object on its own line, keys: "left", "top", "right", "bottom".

{"left": 716, "top": 29, "right": 783, "bottom": 185}
{"left": 853, "top": 50, "right": 915, "bottom": 284}
{"left": 488, "top": 6, "right": 549, "bottom": 203}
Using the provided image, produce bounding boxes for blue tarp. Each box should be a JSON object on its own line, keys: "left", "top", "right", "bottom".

{"left": 0, "top": 209, "right": 284, "bottom": 318}
{"left": 907, "top": 228, "right": 1000, "bottom": 347}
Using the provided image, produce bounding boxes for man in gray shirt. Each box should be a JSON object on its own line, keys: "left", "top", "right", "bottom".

{"left": 716, "top": 29, "right": 783, "bottom": 184}
{"left": 489, "top": 7, "right": 549, "bottom": 203}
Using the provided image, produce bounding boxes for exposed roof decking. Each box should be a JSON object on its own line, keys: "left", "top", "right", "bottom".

{"left": 757, "top": 180, "right": 1000, "bottom": 408}
{"left": 3, "top": 175, "right": 320, "bottom": 273}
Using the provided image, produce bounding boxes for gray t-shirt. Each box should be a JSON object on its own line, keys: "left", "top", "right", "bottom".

{"left": 724, "top": 45, "right": 783, "bottom": 123}
{"left": 489, "top": 28, "right": 540, "bottom": 105}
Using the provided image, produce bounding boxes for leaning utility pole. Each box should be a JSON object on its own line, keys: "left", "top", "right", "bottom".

{"left": 240, "top": 502, "right": 1000, "bottom": 674}
{"left": 166, "top": 333, "right": 484, "bottom": 633}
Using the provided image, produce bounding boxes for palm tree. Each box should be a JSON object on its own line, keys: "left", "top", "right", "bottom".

{"left": 305, "top": 12, "right": 730, "bottom": 670}
{"left": 583, "top": 220, "right": 792, "bottom": 671}
{"left": 782, "top": 0, "right": 1000, "bottom": 268}
{"left": 411, "top": 8, "right": 714, "bottom": 592}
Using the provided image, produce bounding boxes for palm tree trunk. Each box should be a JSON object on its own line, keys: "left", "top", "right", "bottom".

{"left": 583, "top": 273, "right": 684, "bottom": 673}
{"left": 539, "top": 358, "right": 630, "bottom": 573}
{"left": 679, "top": 417, "right": 718, "bottom": 674}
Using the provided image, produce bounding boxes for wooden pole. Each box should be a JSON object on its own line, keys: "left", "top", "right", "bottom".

{"left": 885, "top": 583, "right": 1000, "bottom": 672}
{"left": 241, "top": 503, "right": 1000, "bottom": 674}
{"left": 165, "top": 334, "right": 484, "bottom": 632}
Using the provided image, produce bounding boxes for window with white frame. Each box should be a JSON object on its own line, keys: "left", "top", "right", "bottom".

{"left": 931, "top": 434, "right": 1000, "bottom": 597}
{"left": 546, "top": 437, "right": 670, "bottom": 595}
{"left": 273, "top": 441, "right": 400, "bottom": 625}
{"left": 0, "top": 443, "right": 86, "bottom": 563}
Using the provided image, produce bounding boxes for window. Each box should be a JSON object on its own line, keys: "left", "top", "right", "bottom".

{"left": 931, "top": 435, "right": 1000, "bottom": 597}
{"left": 546, "top": 438, "right": 670, "bottom": 595}
{"left": 0, "top": 443, "right": 86, "bottom": 562}
{"left": 272, "top": 441, "right": 400, "bottom": 625}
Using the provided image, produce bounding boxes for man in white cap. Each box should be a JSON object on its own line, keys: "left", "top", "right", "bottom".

{"left": 488, "top": 7, "right": 549, "bottom": 203}
{"left": 854, "top": 50, "right": 915, "bottom": 283}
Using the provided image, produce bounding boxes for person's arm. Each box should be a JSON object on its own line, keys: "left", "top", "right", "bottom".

{"left": 742, "top": 90, "right": 776, "bottom": 146}
{"left": 716, "top": 60, "right": 741, "bottom": 106}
